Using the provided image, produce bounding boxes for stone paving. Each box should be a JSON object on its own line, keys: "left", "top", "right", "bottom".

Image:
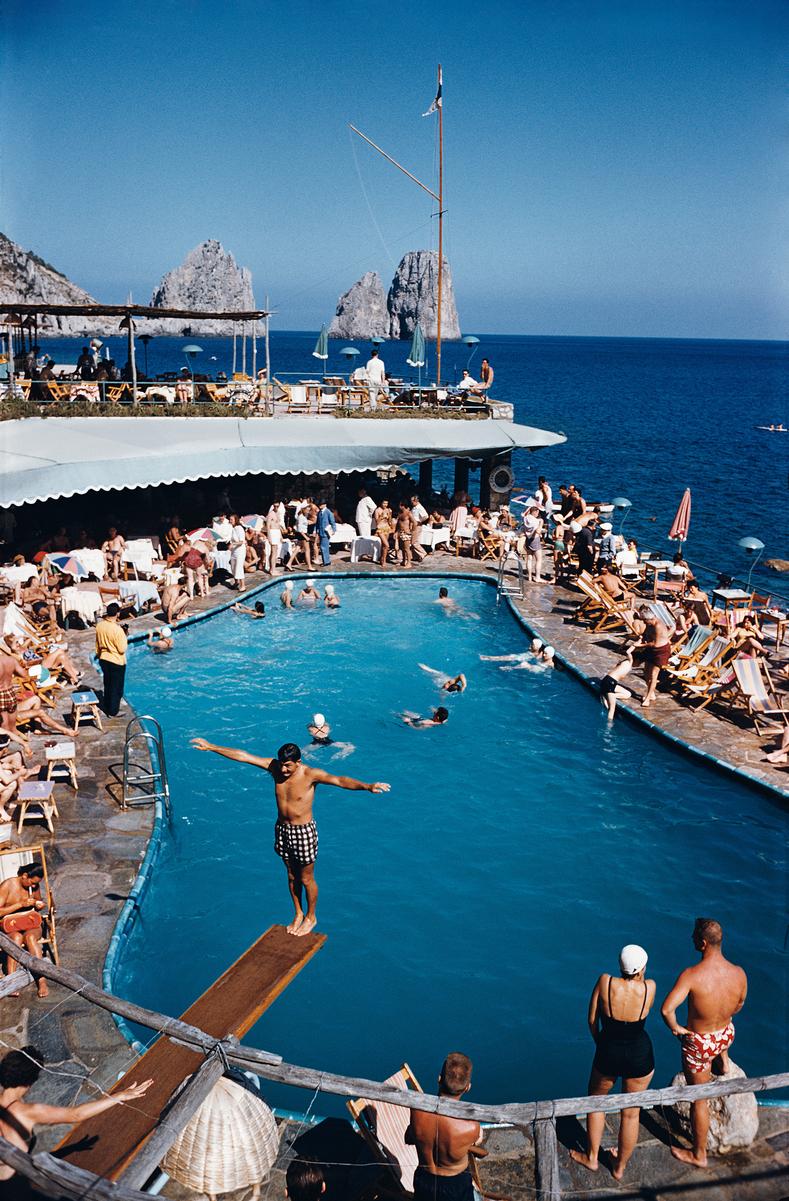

{"left": 1, "top": 552, "right": 786, "bottom": 1200}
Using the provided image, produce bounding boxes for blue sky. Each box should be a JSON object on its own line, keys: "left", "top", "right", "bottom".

{"left": 1, "top": 0, "right": 786, "bottom": 338}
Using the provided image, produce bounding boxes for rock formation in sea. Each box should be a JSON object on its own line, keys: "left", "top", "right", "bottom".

{"left": 0, "top": 232, "right": 116, "bottom": 336}
{"left": 149, "top": 240, "right": 260, "bottom": 335}
{"left": 328, "top": 271, "right": 388, "bottom": 339}
{"left": 387, "top": 250, "right": 460, "bottom": 340}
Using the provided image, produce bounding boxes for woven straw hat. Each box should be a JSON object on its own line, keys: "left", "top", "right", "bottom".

{"left": 161, "top": 1076, "right": 278, "bottom": 1197}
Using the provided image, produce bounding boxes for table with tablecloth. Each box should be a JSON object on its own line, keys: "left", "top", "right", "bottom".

{"left": 118, "top": 580, "right": 159, "bottom": 608}
{"left": 330, "top": 523, "right": 357, "bottom": 545}
{"left": 59, "top": 587, "right": 104, "bottom": 624}
{"left": 0, "top": 564, "right": 39, "bottom": 586}
{"left": 69, "top": 548, "right": 107, "bottom": 579}
{"left": 419, "top": 527, "right": 451, "bottom": 551}
{"left": 350, "top": 536, "right": 382, "bottom": 564}
{"left": 210, "top": 550, "right": 231, "bottom": 572}
{"left": 122, "top": 539, "right": 158, "bottom": 577}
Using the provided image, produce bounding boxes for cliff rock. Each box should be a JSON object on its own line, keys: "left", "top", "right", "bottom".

{"left": 387, "top": 250, "right": 460, "bottom": 340}
{"left": 328, "top": 271, "right": 388, "bottom": 339}
{"left": 149, "top": 240, "right": 259, "bottom": 335}
{"left": 0, "top": 233, "right": 116, "bottom": 336}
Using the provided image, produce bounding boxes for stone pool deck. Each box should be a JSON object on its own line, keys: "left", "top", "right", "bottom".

{"left": 1, "top": 554, "right": 785, "bottom": 1201}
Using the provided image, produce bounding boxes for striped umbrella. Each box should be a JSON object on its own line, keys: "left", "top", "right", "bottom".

{"left": 668, "top": 488, "right": 692, "bottom": 544}
{"left": 46, "top": 553, "right": 89, "bottom": 579}
{"left": 187, "top": 527, "right": 220, "bottom": 543}
{"left": 240, "top": 514, "right": 265, "bottom": 532}
{"left": 312, "top": 325, "right": 329, "bottom": 361}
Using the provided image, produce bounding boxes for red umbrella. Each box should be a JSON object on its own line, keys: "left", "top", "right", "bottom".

{"left": 668, "top": 488, "right": 692, "bottom": 543}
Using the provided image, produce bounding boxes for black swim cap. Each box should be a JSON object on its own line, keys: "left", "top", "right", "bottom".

{"left": 255, "top": 602, "right": 265, "bottom": 613}
{"left": 277, "top": 743, "right": 302, "bottom": 764}
{"left": 435, "top": 707, "right": 449, "bottom": 722}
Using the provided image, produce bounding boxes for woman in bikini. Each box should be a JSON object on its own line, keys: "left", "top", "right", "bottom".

{"left": 571, "top": 945, "right": 656, "bottom": 1181}
{"left": 374, "top": 500, "right": 394, "bottom": 563}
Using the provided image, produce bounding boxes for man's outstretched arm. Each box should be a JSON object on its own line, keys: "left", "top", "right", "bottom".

{"left": 310, "top": 767, "right": 390, "bottom": 794}
{"left": 191, "top": 737, "right": 272, "bottom": 769}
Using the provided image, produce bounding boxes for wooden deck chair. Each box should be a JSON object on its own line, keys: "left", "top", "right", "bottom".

{"left": 348, "top": 1064, "right": 506, "bottom": 1201}
{"left": 646, "top": 600, "right": 677, "bottom": 636}
{"left": 286, "top": 384, "right": 312, "bottom": 414}
{"left": 2, "top": 603, "right": 52, "bottom": 652}
{"left": 664, "top": 625, "right": 714, "bottom": 679}
{"left": 685, "top": 664, "right": 738, "bottom": 711}
{"left": 581, "top": 580, "right": 638, "bottom": 634}
{"left": 19, "top": 665, "right": 62, "bottom": 709}
{"left": 478, "top": 530, "right": 504, "bottom": 562}
{"left": 0, "top": 844, "right": 59, "bottom": 966}
{"left": 731, "top": 658, "right": 789, "bottom": 733}
{"left": 573, "top": 573, "right": 606, "bottom": 621}
{"left": 675, "top": 637, "right": 736, "bottom": 694}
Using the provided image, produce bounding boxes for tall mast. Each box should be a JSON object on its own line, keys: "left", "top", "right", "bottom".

{"left": 436, "top": 63, "right": 443, "bottom": 387}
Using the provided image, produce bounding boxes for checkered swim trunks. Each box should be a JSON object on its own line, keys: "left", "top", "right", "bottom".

{"left": 681, "top": 1023, "right": 734, "bottom": 1074}
{"left": 274, "top": 819, "right": 318, "bottom": 866}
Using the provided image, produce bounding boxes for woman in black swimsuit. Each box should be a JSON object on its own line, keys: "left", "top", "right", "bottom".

{"left": 0, "top": 1045, "right": 152, "bottom": 1183}
{"left": 570, "top": 945, "right": 656, "bottom": 1182}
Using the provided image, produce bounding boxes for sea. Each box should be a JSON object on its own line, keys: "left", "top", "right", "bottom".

{"left": 39, "top": 331, "right": 788, "bottom": 593}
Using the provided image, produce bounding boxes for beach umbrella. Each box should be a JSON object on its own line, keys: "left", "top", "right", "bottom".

{"left": 240, "top": 514, "right": 265, "bottom": 532}
{"left": 46, "top": 553, "right": 89, "bottom": 579}
{"left": 312, "top": 325, "right": 329, "bottom": 361}
{"left": 668, "top": 488, "right": 692, "bottom": 545}
{"left": 407, "top": 321, "right": 426, "bottom": 392}
{"left": 339, "top": 346, "right": 360, "bottom": 360}
{"left": 187, "top": 527, "right": 220, "bottom": 543}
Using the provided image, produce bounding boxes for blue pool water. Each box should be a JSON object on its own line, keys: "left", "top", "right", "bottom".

{"left": 117, "top": 576, "right": 787, "bottom": 1110}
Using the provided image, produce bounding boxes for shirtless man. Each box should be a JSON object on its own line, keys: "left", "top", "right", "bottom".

{"left": 633, "top": 609, "right": 672, "bottom": 707}
{"left": 102, "top": 527, "right": 126, "bottom": 581}
{"left": 405, "top": 1052, "right": 485, "bottom": 1200}
{"left": 395, "top": 504, "right": 416, "bottom": 568}
{"left": 190, "top": 738, "right": 389, "bottom": 935}
{"left": 0, "top": 644, "right": 71, "bottom": 748}
{"left": 401, "top": 707, "right": 449, "bottom": 729}
{"left": 661, "top": 918, "right": 748, "bottom": 1167}
{"left": 0, "top": 862, "right": 51, "bottom": 997}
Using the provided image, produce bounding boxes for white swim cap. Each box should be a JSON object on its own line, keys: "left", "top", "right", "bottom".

{"left": 306, "top": 579, "right": 314, "bottom": 587}
{"left": 619, "top": 944, "right": 648, "bottom": 977}
{"left": 531, "top": 638, "right": 543, "bottom": 652}
{"left": 570, "top": 520, "right": 582, "bottom": 534}
{"left": 284, "top": 580, "right": 293, "bottom": 590}
{"left": 325, "top": 584, "right": 334, "bottom": 594}
{"left": 312, "top": 713, "right": 325, "bottom": 727}
{"left": 160, "top": 626, "right": 172, "bottom": 638}
{"left": 544, "top": 646, "right": 555, "bottom": 659}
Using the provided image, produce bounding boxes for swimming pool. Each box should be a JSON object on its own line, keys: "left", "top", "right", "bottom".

{"left": 116, "top": 576, "right": 787, "bottom": 1111}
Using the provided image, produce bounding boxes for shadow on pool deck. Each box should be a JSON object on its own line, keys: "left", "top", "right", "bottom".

{"left": 0, "top": 552, "right": 784, "bottom": 1201}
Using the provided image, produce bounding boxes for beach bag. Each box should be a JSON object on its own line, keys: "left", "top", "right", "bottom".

{"left": 1, "top": 912, "right": 42, "bottom": 935}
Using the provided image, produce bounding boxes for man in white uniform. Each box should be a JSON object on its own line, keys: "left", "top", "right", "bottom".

{"left": 410, "top": 493, "right": 429, "bottom": 561}
{"left": 355, "top": 488, "right": 377, "bottom": 539}
{"left": 365, "top": 349, "right": 386, "bottom": 411}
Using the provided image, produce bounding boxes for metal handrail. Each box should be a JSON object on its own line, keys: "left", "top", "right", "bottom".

{"left": 122, "top": 715, "right": 171, "bottom": 819}
{"left": 496, "top": 545, "right": 524, "bottom": 603}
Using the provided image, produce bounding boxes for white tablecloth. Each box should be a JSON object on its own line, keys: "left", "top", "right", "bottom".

{"left": 162, "top": 567, "right": 182, "bottom": 586}
{"left": 122, "top": 540, "right": 157, "bottom": 576}
{"left": 60, "top": 587, "right": 104, "bottom": 624}
{"left": 118, "top": 580, "right": 159, "bottom": 607}
{"left": 210, "top": 550, "right": 231, "bottom": 572}
{"left": 330, "top": 523, "right": 356, "bottom": 545}
{"left": 351, "top": 536, "right": 382, "bottom": 563}
{"left": 69, "top": 548, "right": 107, "bottom": 579}
{"left": 420, "top": 527, "right": 451, "bottom": 550}
{"left": 0, "top": 565, "right": 38, "bottom": 585}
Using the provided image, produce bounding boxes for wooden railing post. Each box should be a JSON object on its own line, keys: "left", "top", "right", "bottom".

{"left": 533, "top": 1116, "right": 561, "bottom": 1200}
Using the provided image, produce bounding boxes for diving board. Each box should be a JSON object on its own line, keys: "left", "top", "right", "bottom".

{"left": 56, "top": 924, "right": 325, "bottom": 1180}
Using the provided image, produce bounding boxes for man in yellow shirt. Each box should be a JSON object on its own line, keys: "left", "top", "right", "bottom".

{"left": 95, "top": 604, "right": 128, "bottom": 716}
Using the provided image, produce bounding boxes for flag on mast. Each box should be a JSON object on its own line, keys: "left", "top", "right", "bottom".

{"left": 422, "top": 67, "right": 442, "bottom": 116}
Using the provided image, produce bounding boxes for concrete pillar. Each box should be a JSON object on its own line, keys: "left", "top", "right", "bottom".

{"left": 480, "top": 455, "right": 494, "bottom": 509}
{"left": 453, "top": 457, "right": 469, "bottom": 500}
{"left": 419, "top": 459, "right": 433, "bottom": 495}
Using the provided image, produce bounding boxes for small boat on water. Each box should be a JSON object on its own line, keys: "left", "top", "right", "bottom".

{"left": 755, "top": 424, "right": 787, "bottom": 432}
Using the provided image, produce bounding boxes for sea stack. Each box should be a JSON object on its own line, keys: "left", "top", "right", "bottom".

{"left": 328, "top": 271, "right": 388, "bottom": 339}
{"left": 149, "top": 240, "right": 258, "bottom": 334}
{"left": 387, "top": 250, "right": 460, "bottom": 340}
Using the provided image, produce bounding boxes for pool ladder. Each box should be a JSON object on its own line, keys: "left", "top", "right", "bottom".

{"left": 496, "top": 547, "right": 525, "bottom": 604}
{"left": 122, "top": 715, "right": 171, "bottom": 821}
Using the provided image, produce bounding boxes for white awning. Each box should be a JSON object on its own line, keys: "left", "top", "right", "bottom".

{"left": 0, "top": 416, "right": 566, "bottom": 509}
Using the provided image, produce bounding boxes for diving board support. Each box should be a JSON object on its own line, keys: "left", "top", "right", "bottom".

{"left": 54, "top": 924, "right": 325, "bottom": 1181}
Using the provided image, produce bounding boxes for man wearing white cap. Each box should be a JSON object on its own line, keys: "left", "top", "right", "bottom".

{"left": 598, "top": 522, "right": 617, "bottom": 565}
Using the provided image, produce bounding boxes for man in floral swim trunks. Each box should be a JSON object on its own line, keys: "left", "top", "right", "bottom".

{"left": 191, "top": 738, "right": 389, "bottom": 937}
{"left": 661, "top": 918, "right": 748, "bottom": 1167}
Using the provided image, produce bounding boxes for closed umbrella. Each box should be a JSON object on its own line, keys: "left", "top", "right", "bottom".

{"left": 407, "top": 321, "right": 426, "bottom": 393}
{"left": 312, "top": 325, "right": 329, "bottom": 361}
{"left": 668, "top": 488, "right": 692, "bottom": 545}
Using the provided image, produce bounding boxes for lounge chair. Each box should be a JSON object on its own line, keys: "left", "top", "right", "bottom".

{"left": 0, "top": 843, "right": 59, "bottom": 967}
{"left": 666, "top": 624, "right": 714, "bottom": 672}
{"left": 646, "top": 600, "right": 677, "bottom": 636}
{"left": 684, "top": 664, "right": 738, "bottom": 711}
{"left": 574, "top": 577, "right": 639, "bottom": 634}
{"left": 348, "top": 1064, "right": 506, "bottom": 1201}
{"left": 730, "top": 659, "right": 789, "bottom": 733}
{"left": 674, "top": 636, "right": 736, "bottom": 695}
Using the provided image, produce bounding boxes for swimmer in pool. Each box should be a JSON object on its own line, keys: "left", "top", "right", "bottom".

{"left": 598, "top": 650, "right": 635, "bottom": 720}
{"left": 418, "top": 664, "right": 467, "bottom": 692}
{"left": 305, "top": 712, "right": 355, "bottom": 760}
{"left": 501, "top": 646, "right": 556, "bottom": 672}
{"left": 297, "top": 580, "right": 320, "bottom": 605}
{"left": 434, "top": 587, "right": 479, "bottom": 621}
{"left": 233, "top": 601, "right": 266, "bottom": 619}
{"left": 401, "top": 707, "right": 449, "bottom": 729}
{"left": 324, "top": 584, "right": 340, "bottom": 609}
{"left": 281, "top": 582, "right": 294, "bottom": 609}
{"left": 147, "top": 627, "right": 174, "bottom": 654}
